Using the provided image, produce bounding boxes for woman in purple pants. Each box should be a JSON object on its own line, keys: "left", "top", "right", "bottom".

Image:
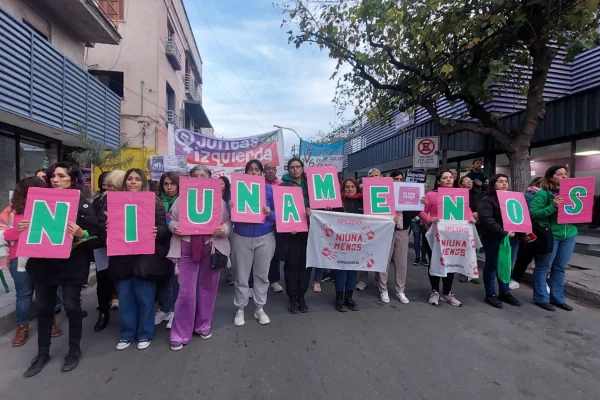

{"left": 166, "top": 166, "right": 232, "bottom": 351}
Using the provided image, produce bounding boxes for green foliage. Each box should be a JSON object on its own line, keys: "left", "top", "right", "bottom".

{"left": 70, "top": 125, "right": 133, "bottom": 171}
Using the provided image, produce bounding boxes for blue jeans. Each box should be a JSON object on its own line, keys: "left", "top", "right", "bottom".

{"left": 157, "top": 273, "right": 179, "bottom": 313}
{"left": 410, "top": 220, "right": 424, "bottom": 261}
{"left": 334, "top": 270, "right": 358, "bottom": 293}
{"left": 8, "top": 258, "right": 34, "bottom": 325}
{"left": 313, "top": 268, "right": 325, "bottom": 283}
{"left": 117, "top": 278, "right": 157, "bottom": 341}
{"left": 533, "top": 236, "right": 576, "bottom": 304}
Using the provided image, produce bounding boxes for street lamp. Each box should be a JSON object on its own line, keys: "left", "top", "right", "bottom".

{"left": 273, "top": 125, "right": 301, "bottom": 156}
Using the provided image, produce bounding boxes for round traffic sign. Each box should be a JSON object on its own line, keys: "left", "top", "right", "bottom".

{"left": 417, "top": 138, "right": 435, "bottom": 155}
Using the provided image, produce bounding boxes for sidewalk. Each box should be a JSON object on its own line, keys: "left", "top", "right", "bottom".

{"left": 409, "top": 234, "right": 600, "bottom": 307}
{"left": 0, "top": 265, "right": 97, "bottom": 336}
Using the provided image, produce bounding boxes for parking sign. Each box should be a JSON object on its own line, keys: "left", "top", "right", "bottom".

{"left": 413, "top": 137, "right": 439, "bottom": 168}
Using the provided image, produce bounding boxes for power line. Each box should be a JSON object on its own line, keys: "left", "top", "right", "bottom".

{"left": 188, "top": 0, "right": 268, "bottom": 123}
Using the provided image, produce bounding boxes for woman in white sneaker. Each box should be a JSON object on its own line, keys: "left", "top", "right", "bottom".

{"left": 419, "top": 170, "right": 475, "bottom": 307}
{"left": 166, "top": 166, "right": 231, "bottom": 350}
{"left": 109, "top": 169, "right": 171, "bottom": 351}
{"left": 230, "top": 160, "right": 276, "bottom": 327}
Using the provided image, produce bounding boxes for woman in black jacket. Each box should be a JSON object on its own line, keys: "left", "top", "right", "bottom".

{"left": 333, "top": 178, "right": 363, "bottom": 312}
{"left": 109, "top": 169, "right": 171, "bottom": 351}
{"left": 22, "top": 162, "right": 100, "bottom": 377}
{"left": 478, "top": 174, "right": 521, "bottom": 309}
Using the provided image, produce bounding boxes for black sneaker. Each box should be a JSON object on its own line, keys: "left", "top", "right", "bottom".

{"left": 225, "top": 275, "right": 235, "bottom": 286}
{"left": 550, "top": 301, "right": 573, "bottom": 311}
{"left": 413, "top": 258, "right": 421, "bottom": 266}
{"left": 421, "top": 260, "right": 429, "bottom": 266}
{"left": 485, "top": 295, "right": 503, "bottom": 309}
{"left": 499, "top": 292, "right": 522, "bottom": 307}
{"left": 535, "top": 302, "right": 556, "bottom": 312}
{"left": 61, "top": 348, "right": 81, "bottom": 373}
{"left": 24, "top": 354, "right": 50, "bottom": 378}
{"left": 298, "top": 298, "right": 309, "bottom": 313}
{"left": 288, "top": 299, "right": 300, "bottom": 314}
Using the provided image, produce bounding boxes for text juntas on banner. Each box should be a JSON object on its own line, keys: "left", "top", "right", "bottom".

{"left": 16, "top": 188, "right": 79, "bottom": 259}
{"left": 306, "top": 210, "right": 395, "bottom": 272}
{"left": 426, "top": 220, "right": 482, "bottom": 279}
{"left": 179, "top": 177, "right": 223, "bottom": 235}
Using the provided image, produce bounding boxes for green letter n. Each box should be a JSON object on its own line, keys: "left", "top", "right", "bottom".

{"left": 313, "top": 174, "right": 336, "bottom": 201}
{"left": 282, "top": 193, "right": 300, "bottom": 223}
{"left": 442, "top": 196, "right": 465, "bottom": 220}
{"left": 188, "top": 188, "right": 214, "bottom": 224}
{"left": 124, "top": 204, "right": 138, "bottom": 242}
{"left": 236, "top": 182, "right": 260, "bottom": 214}
{"left": 26, "top": 200, "right": 69, "bottom": 245}
{"left": 370, "top": 186, "right": 390, "bottom": 214}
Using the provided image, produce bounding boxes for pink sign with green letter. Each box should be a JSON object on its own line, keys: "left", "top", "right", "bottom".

{"left": 179, "top": 177, "right": 222, "bottom": 235}
{"left": 306, "top": 166, "right": 342, "bottom": 209}
{"left": 230, "top": 173, "right": 266, "bottom": 223}
{"left": 362, "top": 177, "right": 394, "bottom": 215}
{"left": 106, "top": 191, "right": 156, "bottom": 256}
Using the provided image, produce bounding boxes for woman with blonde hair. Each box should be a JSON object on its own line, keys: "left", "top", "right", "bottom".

{"left": 92, "top": 170, "right": 125, "bottom": 332}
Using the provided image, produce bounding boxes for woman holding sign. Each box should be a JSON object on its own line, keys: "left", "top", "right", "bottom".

{"left": 529, "top": 166, "right": 577, "bottom": 312}
{"left": 166, "top": 166, "right": 231, "bottom": 351}
{"left": 478, "top": 174, "right": 522, "bottom": 309}
{"left": 419, "top": 170, "right": 474, "bottom": 307}
{"left": 22, "top": 163, "right": 100, "bottom": 377}
{"left": 109, "top": 169, "right": 171, "bottom": 351}
{"left": 230, "top": 160, "right": 276, "bottom": 327}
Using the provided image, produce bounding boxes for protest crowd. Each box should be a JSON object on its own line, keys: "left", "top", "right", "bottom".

{"left": 0, "top": 157, "right": 584, "bottom": 378}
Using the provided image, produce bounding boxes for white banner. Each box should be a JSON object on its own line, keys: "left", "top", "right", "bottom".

{"left": 307, "top": 210, "right": 395, "bottom": 272}
{"left": 426, "top": 220, "right": 482, "bottom": 279}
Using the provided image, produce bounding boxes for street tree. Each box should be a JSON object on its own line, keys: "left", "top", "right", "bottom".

{"left": 280, "top": 0, "right": 600, "bottom": 190}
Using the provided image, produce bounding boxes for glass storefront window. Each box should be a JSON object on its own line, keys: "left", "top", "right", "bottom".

{"left": 20, "top": 139, "right": 50, "bottom": 179}
{"left": 496, "top": 142, "right": 571, "bottom": 183}
{"left": 0, "top": 135, "right": 17, "bottom": 209}
{"left": 574, "top": 137, "right": 600, "bottom": 229}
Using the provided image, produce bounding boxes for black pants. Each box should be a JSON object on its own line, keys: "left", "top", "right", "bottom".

{"left": 512, "top": 242, "right": 534, "bottom": 283}
{"left": 96, "top": 269, "right": 112, "bottom": 314}
{"left": 423, "top": 234, "right": 454, "bottom": 295}
{"left": 284, "top": 235, "right": 311, "bottom": 299}
{"left": 268, "top": 235, "right": 283, "bottom": 284}
{"left": 35, "top": 283, "right": 82, "bottom": 355}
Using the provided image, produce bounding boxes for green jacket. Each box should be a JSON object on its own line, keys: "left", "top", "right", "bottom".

{"left": 280, "top": 173, "right": 310, "bottom": 207}
{"left": 529, "top": 189, "right": 578, "bottom": 240}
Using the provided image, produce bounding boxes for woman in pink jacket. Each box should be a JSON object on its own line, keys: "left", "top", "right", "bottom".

{"left": 419, "top": 170, "right": 475, "bottom": 307}
{"left": 2, "top": 177, "right": 56, "bottom": 347}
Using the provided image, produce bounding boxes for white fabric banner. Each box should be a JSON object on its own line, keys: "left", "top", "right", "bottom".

{"left": 425, "top": 220, "right": 482, "bottom": 279}
{"left": 307, "top": 210, "right": 395, "bottom": 272}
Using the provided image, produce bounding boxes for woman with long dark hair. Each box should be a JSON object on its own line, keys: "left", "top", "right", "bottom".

{"left": 92, "top": 170, "right": 125, "bottom": 332}
{"left": 2, "top": 178, "right": 49, "bottom": 347}
{"left": 167, "top": 166, "right": 232, "bottom": 350}
{"left": 154, "top": 172, "right": 180, "bottom": 328}
{"left": 21, "top": 162, "right": 100, "bottom": 377}
{"left": 333, "top": 178, "right": 362, "bottom": 312}
{"left": 529, "top": 166, "right": 577, "bottom": 312}
{"left": 230, "top": 160, "right": 276, "bottom": 326}
{"left": 419, "top": 170, "right": 475, "bottom": 307}
{"left": 279, "top": 157, "right": 313, "bottom": 314}
{"left": 109, "top": 169, "right": 171, "bottom": 350}
{"left": 478, "top": 174, "right": 522, "bottom": 308}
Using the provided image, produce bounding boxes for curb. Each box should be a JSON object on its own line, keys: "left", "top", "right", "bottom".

{"left": 410, "top": 242, "right": 600, "bottom": 307}
{"left": 0, "top": 267, "right": 97, "bottom": 336}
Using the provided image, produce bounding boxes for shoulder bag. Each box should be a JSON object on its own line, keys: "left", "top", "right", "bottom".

{"left": 529, "top": 190, "right": 554, "bottom": 254}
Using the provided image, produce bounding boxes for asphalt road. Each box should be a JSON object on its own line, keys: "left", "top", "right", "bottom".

{"left": 1, "top": 251, "right": 599, "bottom": 400}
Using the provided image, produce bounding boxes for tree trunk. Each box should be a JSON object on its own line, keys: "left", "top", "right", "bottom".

{"left": 507, "top": 146, "right": 531, "bottom": 192}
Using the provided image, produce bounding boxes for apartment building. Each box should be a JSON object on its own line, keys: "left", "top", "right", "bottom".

{"left": 0, "top": 0, "right": 121, "bottom": 206}
{"left": 86, "top": 0, "right": 212, "bottom": 169}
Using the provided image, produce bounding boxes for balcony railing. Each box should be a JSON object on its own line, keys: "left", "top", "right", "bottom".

{"left": 185, "top": 73, "right": 200, "bottom": 102}
{"left": 0, "top": 6, "right": 121, "bottom": 147}
{"left": 165, "top": 38, "right": 182, "bottom": 70}
{"left": 166, "top": 109, "right": 181, "bottom": 126}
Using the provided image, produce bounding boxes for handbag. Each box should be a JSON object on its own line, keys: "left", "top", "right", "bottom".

{"left": 527, "top": 190, "right": 554, "bottom": 254}
{"left": 210, "top": 249, "right": 229, "bottom": 269}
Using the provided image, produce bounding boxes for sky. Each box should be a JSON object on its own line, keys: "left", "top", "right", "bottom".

{"left": 182, "top": 0, "right": 352, "bottom": 155}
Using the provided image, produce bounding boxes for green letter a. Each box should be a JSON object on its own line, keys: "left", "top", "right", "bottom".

{"left": 282, "top": 193, "right": 300, "bottom": 223}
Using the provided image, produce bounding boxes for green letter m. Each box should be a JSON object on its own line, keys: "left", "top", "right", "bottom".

{"left": 26, "top": 200, "right": 70, "bottom": 245}
{"left": 313, "top": 174, "right": 336, "bottom": 201}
